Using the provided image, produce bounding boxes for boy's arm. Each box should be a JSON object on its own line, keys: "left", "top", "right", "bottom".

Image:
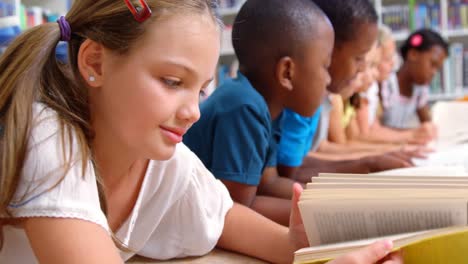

{"left": 277, "top": 164, "right": 298, "bottom": 179}
{"left": 257, "top": 166, "right": 306, "bottom": 199}
{"left": 292, "top": 152, "right": 412, "bottom": 183}
{"left": 221, "top": 179, "right": 291, "bottom": 226}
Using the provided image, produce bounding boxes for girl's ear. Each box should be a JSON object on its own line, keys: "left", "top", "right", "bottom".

{"left": 406, "top": 49, "right": 420, "bottom": 63}
{"left": 276, "top": 56, "right": 295, "bottom": 92}
{"left": 77, "top": 39, "right": 105, "bottom": 87}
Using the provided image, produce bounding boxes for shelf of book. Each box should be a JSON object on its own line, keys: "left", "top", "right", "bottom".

{"left": 428, "top": 90, "right": 468, "bottom": 102}
{"left": 218, "top": 6, "right": 239, "bottom": 17}
{"left": 22, "top": 0, "right": 70, "bottom": 15}
{"left": 446, "top": 28, "right": 468, "bottom": 38}
{"left": 0, "top": 16, "right": 19, "bottom": 28}
{"left": 220, "top": 47, "right": 235, "bottom": 57}
{"left": 392, "top": 30, "right": 411, "bottom": 41}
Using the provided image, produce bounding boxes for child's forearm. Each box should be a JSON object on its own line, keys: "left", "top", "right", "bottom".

{"left": 363, "top": 122, "right": 413, "bottom": 144}
{"left": 250, "top": 195, "right": 291, "bottom": 226}
{"left": 217, "top": 203, "right": 296, "bottom": 264}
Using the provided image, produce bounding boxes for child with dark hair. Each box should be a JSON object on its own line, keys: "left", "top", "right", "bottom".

{"left": 381, "top": 29, "right": 448, "bottom": 132}
{"left": 184, "top": 0, "right": 333, "bottom": 226}
{"left": 0, "top": 0, "right": 403, "bottom": 262}
{"left": 355, "top": 26, "right": 438, "bottom": 146}
{"left": 276, "top": 0, "right": 414, "bottom": 180}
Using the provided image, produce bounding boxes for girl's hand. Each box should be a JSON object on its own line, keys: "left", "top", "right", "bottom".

{"left": 421, "top": 122, "right": 438, "bottom": 139}
{"left": 327, "top": 240, "right": 403, "bottom": 264}
{"left": 287, "top": 185, "right": 404, "bottom": 264}
{"left": 288, "top": 183, "right": 309, "bottom": 250}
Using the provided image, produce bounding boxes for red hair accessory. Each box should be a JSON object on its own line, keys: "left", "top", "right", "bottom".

{"left": 410, "top": 34, "right": 423, "bottom": 47}
{"left": 124, "top": 0, "right": 152, "bottom": 23}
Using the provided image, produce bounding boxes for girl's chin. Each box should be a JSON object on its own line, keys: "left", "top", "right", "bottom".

{"left": 151, "top": 146, "right": 177, "bottom": 161}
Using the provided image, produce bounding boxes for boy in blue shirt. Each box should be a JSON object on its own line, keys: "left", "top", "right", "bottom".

{"left": 276, "top": 0, "right": 414, "bottom": 181}
{"left": 184, "top": 0, "right": 334, "bottom": 225}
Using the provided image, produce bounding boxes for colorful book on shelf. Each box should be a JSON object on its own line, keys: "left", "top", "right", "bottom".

{"left": 294, "top": 168, "right": 468, "bottom": 264}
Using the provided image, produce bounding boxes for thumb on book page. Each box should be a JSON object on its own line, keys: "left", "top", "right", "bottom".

{"left": 289, "top": 183, "right": 303, "bottom": 227}
{"left": 328, "top": 240, "right": 397, "bottom": 264}
{"left": 288, "top": 183, "right": 308, "bottom": 249}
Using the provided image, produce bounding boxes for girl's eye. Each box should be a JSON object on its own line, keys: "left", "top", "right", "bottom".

{"left": 162, "top": 78, "right": 182, "bottom": 87}
{"left": 199, "top": 89, "right": 207, "bottom": 99}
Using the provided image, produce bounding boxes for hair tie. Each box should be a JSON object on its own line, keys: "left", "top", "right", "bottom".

{"left": 57, "top": 16, "right": 72, "bottom": 42}
{"left": 410, "top": 34, "right": 423, "bottom": 47}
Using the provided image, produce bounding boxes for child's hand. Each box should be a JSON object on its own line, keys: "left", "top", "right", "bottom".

{"left": 364, "top": 152, "right": 413, "bottom": 172}
{"left": 421, "top": 122, "right": 438, "bottom": 139}
{"left": 288, "top": 183, "right": 309, "bottom": 250}
{"left": 327, "top": 240, "right": 403, "bottom": 264}
{"left": 410, "top": 122, "right": 438, "bottom": 145}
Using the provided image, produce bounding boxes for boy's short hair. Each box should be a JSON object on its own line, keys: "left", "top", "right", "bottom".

{"left": 232, "top": 0, "right": 327, "bottom": 73}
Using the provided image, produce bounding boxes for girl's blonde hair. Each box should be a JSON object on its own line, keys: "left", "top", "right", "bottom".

{"left": 0, "top": 0, "right": 219, "bottom": 248}
{"left": 377, "top": 24, "right": 394, "bottom": 46}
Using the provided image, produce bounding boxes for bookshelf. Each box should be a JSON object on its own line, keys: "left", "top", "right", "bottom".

{"left": 0, "top": 0, "right": 19, "bottom": 28}
{"left": 374, "top": 0, "right": 468, "bottom": 101}
{"left": 0, "top": 0, "right": 73, "bottom": 30}
{"left": 21, "top": 0, "right": 70, "bottom": 15}
{"left": 0, "top": 0, "right": 72, "bottom": 59}
{"left": 218, "top": 0, "right": 245, "bottom": 58}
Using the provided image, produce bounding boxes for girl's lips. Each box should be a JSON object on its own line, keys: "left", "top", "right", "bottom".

{"left": 160, "top": 126, "right": 186, "bottom": 143}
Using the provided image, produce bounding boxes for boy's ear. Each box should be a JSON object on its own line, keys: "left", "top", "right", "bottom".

{"left": 77, "top": 39, "right": 105, "bottom": 87}
{"left": 276, "top": 56, "right": 295, "bottom": 92}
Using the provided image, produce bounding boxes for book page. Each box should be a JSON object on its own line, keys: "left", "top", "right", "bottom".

{"left": 299, "top": 199, "right": 467, "bottom": 246}
{"left": 306, "top": 182, "right": 468, "bottom": 189}
{"left": 311, "top": 177, "right": 468, "bottom": 184}
{"left": 412, "top": 144, "right": 468, "bottom": 168}
{"left": 371, "top": 165, "right": 468, "bottom": 176}
{"left": 316, "top": 173, "right": 468, "bottom": 181}
{"left": 431, "top": 102, "right": 468, "bottom": 150}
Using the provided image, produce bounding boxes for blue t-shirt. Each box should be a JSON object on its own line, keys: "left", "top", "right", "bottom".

{"left": 184, "top": 72, "right": 277, "bottom": 186}
{"left": 275, "top": 107, "right": 321, "bottom": 167}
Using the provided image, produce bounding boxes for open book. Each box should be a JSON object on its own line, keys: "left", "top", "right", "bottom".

{"left": 295, "top": 169, "right": 468, "bottom": 263}
{"left": 430, "top": 102, "right": 468, "bottom": 150}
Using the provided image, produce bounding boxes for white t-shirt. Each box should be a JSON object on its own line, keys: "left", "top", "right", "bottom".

{"left": 0, "top": 104, "right": 233, "bottom": 263}
{"left": 380, "top": 72, "right": 429, "bottom": 129}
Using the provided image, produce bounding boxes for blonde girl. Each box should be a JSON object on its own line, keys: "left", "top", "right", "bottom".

{"left": 0, "top": 0, "right": 401, "bottom": 263}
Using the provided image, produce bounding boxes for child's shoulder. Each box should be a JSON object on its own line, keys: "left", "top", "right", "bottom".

{"left": 24, "top": 103, "right": 88, "bottom": 183}
{"left": 30, "top": 103, "right": 62, "bottom": 142}
{"left": 204, "top": 76, "right": 269, "bottom": 120}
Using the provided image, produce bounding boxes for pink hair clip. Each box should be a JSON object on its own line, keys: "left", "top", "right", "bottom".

{"left": 410, "top": 34, "right": 423, "bottom": 47}
{"left": 124, "top": 0, "right": 152, "bottom": 23}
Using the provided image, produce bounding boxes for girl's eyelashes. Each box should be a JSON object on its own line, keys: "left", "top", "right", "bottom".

{"left": 162, "top": 77, "right": 182, "bottom": 88}
{"left": 199, "top": 89, "right": 207, "bottom": 98}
